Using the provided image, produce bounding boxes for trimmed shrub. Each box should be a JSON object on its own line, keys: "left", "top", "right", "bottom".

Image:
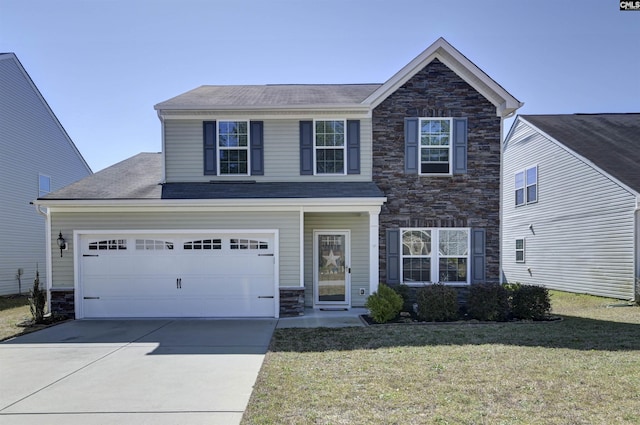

{"left": 29, "top": 270, "right": 46, "bottom": 324}
{"left": 366, "top": 284, "right": 403, "bottom": 323}
{"left": 467, "top": 283, "right": 510, "bottom": 322}
{"left": 416, "top": 284, "right": 459, "bottom": 322}
{"left": 391, "top": 284, "right": 413, "bottom": 313}
{"left": 510, "top": 284, "right": 551, "bottom": 320}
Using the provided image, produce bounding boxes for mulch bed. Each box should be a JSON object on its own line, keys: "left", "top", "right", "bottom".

{"left": 361, "top": 312, "right": 562, "bottom": 326}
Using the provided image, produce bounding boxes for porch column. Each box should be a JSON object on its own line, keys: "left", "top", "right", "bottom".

{"left": 369, "top": 209, "right": 380, "bottom": 294}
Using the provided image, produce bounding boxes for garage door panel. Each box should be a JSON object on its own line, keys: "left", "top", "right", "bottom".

{"left": 80, "top": 233, "right": 276, "bottom": 318}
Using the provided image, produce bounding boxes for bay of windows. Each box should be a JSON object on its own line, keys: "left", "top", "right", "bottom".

{"left": 401, "top": 228, "right": 470, "bottom": 284}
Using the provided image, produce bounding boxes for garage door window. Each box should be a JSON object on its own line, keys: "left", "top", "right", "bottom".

{"left": 230, "top": 238, "right": 269, "bottom": 250}
{"left": 184, "top": 239, "right": 222, "bottom": 250}
{"left": 89, "top": 240, "right": 127, "bottom": 251}
{"left": 136, "top": 239, "right": 174, "bottom": 250}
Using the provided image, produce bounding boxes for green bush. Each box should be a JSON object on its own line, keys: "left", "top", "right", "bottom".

{"left": 29, "top": 270, "right": 46, "bottom": 324}
{"left": 510, "top": 284, "right": 551, "bottom": 320}
{"left": 391, "top": 284, "right": 413, "bottom": 313}
{"left": 467, "top": 283, "right": 510, "bottom": 322}
{"left": 416, "top": 284, "right": 459, "bottom": 322}
{"left": 365, "top": 284, "right": 403, "bottom": 323}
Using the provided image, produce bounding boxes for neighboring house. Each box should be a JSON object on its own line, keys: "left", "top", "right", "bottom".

{"left": 0, "top": 53, "right": 92, "bottom": 296}
{"left": 502, "top": 114, "right": 640, "bottom": 301}
{"left": 35, "top": 38, "right": 521, "bottom": 319}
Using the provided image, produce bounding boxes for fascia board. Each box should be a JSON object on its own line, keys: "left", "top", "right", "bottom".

{"left": 363, "top": 38, "right": 523, "bottom": 118}
{"left": 36, "top": 197, "right": 388, "bottom": 211}
{"left": 158, "top": 109, "right": 372, "bottom": 120}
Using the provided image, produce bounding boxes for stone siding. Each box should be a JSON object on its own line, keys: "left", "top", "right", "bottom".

{"left": 279, "top": 287, "right": 305, "bottom": 317}
{"left": 50, "top": 289, "right": 75, "bottom": 319}
{"left": 373, "top": 59, "right": 501, "bottom": 284}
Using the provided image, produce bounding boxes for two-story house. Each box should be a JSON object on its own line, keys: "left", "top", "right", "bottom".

{"left": 0, "top": 53, "right": 92, "bottom": 296}
{"left": 35, "top": 38, "right": 521, "bottom": 318}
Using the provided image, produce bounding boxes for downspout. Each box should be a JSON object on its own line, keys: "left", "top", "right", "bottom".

{"left": 32, "top": 202, "right": 53, "bottom": 313}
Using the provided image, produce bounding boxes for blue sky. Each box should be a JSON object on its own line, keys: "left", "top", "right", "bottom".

{"left": 1, "top": 0, "right": 638, "bottom": 172}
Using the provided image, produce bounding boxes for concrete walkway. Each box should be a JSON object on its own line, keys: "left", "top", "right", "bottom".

{"left": 276, "top": 308, "right": 368, "bottom": 328}
{"left": 0, "top": 319, "right": 276, "bottom": 425}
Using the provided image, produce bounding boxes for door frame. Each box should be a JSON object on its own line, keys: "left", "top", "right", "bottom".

{"left": 313, "top": 229, "right": 351, "bottom": 307}
{"left": 74, "top": 229, "right": 280, "bottom": 319}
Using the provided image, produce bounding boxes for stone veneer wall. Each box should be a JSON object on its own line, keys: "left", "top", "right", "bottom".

{"left": 373, "top": 58, "right": 501, "bottom": 284}
{"left": 279, "top": 287, "right": 305, "bottom": 317}
{"left": 50, "top": 289, "right": 75, "bottom": 319}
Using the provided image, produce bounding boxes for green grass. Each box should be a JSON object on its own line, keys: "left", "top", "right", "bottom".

{"left": 242, "top": 291, "right": 640, "bottom": 424}
{"left": 0, "top": 295, "right": 31, "bottom": 341}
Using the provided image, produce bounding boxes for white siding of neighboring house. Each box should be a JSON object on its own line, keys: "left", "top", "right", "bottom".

{"left": 163, "top": 118, "right": 373, "bottom": 183}
{"left": 502, "top": 120, "right": 637, "bottom": 300}
{"left": 0, "top": 54, "right": 91, "bottom": 295}
{"left": 49, "top": 210, "right": 301, "bottom": 290}
{"left": 303, "top": 213, "right": 370, "bottom": 307}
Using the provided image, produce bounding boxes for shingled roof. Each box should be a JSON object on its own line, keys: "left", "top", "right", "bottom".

{"left": 521, "top": 114, "right": 640, "bottom": 193}
{"left": 40, "top": 152, "right": 384, "bottom": 201}
{"left": 155, "top": 84, "right": 381, "bottom": 110}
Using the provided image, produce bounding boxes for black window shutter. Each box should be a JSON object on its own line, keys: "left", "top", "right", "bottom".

{"left": 404, "top": 118, "right": 419, "bottom": 174}
{"left": 386, "top": 229, "right": 401, "bottom": 284}
{"left": 250, "top": 121, "right": 264, "bottom": 176}
{"left": 346, "top": 120, "right": 360, "bottom": 174}
{"left": 300, "top": 121, "right": 314, "bottom": 175}
{"left": 203, "top": 121, "right": 217, "bottom": 175}
{"left": 471, "top": 228, "right": 486, "bottom": 283}
{"left": 452, "top": 118, "right": 468, "bottom": 174}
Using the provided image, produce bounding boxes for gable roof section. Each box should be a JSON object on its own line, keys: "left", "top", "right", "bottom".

{"left": 39, "top": 152, "right": 162, "bottom": 200}
{"left": 363, "top": 38, "right": 522, "bottom": 117}
{"left": 155, "top": 38, "right": 521, "bottom": 117}
{"left": 520, "top": 113, "right": 640, "bottom": 193}
{"left": 38, "top": 152, "right": 385, "bottom": 202}
{"left": 0, "top": 53, "right": 92, "bottom": 174}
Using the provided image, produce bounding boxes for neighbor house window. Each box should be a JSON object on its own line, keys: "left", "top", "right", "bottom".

{"left": 515, "top": 166, "right": 538, "bottom": 206}
{"left": 401, "top": 228, "right": 470, "bottom": 284}
{"left": 218, "top": 121, "right": 249, "bottom": 175}
{"left": 420, "top": 118, "right": 452, "bottom": 174}
{"left": 314, "top": 120, "right": 345, "bottom": 174}
{"left": 515, "top": 238, "right": 525, "bottom": 263}
{"left": 38, "top": 174, "right": 51, "bottom": 197}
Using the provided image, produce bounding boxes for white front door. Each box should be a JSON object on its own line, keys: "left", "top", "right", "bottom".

{"left": 314, "top": 231, "right": 350, "bottom": 306}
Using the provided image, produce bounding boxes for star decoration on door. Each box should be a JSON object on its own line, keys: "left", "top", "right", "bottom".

{"left": 323, "top": 250, "right": 340, "bottom": 267}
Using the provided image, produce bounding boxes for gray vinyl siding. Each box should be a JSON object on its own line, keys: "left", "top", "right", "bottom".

{"left": 502, "top": 120, "right": 637, "bottom": 300}
{"left": 0, "top": 55, "right": 91, "bottom": 295}
{"left": 49, "top": 210, "right": 301, "bottom": 290}
{"left": 164, "top": 119, "right": 372, "bottom": 182}
{"left": 303, "top": 213, "right": 370, "bottom": 307}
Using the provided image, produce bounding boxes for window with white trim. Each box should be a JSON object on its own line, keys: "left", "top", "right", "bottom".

{"left": 218, "top": 121, "right": 249, "bottom": 175}
{"left": 89, "top": 240, "right": 127, "bottom": 251}
{"left": 314, "top": 120, "right": 345, "bottom": 174}
{"left": 230, "top": 238, "right": 269, "bottom": 250}
{"left": 401, "top": 228, "right": 470, "bottom": 284}
{"left": 515, "top": 166, "right": 538, "bottom": 206}
{"left": 136, "top": 239, "right": 174, "bottom": 250}
{"left": 420, "top": 118, "right": 452, "bottom": 174}
{"left": 38, "top": 174, "right": 51, "bottom": 197}
{"left": 515, "top": 238, "right": 525, "bottom": 263}
{"left": 183, "top": 239, "right": 222, "bottom": 250}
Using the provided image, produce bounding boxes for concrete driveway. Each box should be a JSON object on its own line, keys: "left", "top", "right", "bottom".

{"left": 0, "top": 319, "right": 276, "bottom": 425}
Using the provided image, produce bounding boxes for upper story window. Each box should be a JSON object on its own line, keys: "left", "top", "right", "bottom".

{"left": 401, "top": 228, "right": 470, "bottom": 284}
{"left": 218, "top": 121, "right": 249, "bottom": 175}
{"left": 515, "top": 165, "right": 538, "bottom": 206}
{"left": 314, "top": 120, "right": 346, "bottom": 174}
{"left": 420, "top": 118, "right": 452, "bottom": 174}
{"left": 38, "top": 174, "right": 51, "bottom": 197}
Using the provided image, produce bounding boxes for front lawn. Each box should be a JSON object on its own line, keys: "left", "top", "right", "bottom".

{"left": 243, "top": 291, "right": 640, "bottom": 424}
{"left": 0, "top": 295, "right": 31, "bottom": 341}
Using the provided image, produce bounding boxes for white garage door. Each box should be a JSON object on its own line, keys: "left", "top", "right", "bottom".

{"left": 79, "top": 232, "right": 277, "bottom": 318}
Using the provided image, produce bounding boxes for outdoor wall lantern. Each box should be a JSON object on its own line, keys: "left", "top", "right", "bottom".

{"left": 57, "top": 232, "right": 67, "bottom": 257}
